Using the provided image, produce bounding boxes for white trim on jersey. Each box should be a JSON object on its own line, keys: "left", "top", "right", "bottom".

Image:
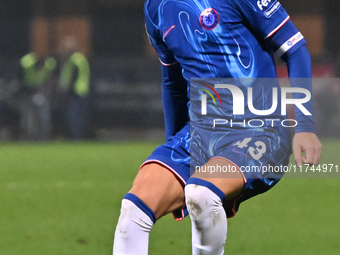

{"left": 265, "top": 16, "right": 290, "bottom": 39}
{"left": 275, "top": 32, "right": 304, "bottom": 57}
{"left": 140, "top": 159, "right": 186, "bottom": 185}
{"left": 159, "top": 59, "right": 178, "bottom": 66}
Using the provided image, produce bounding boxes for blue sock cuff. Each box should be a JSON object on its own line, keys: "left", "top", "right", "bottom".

{"left": 123, "top": 193, "right": 157, "bottom": 223}
{"left": 186, "top": 178, "right": 226, "bottom": 202}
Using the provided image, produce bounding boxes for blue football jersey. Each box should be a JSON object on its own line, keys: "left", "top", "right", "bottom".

{"left": 145, "top": 0, "right": 304, "bottom": 80}
{"left": 145, "top": 0, "right": 310, "bottom": 132}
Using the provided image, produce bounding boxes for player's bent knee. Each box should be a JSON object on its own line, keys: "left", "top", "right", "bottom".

{"left": 118, "top": 193, "right": 157, "bottom": 224}
{"left": 185, "top": 178, "right": 225, "bottom": 220}
{"left": 113, "top": 193, "right": 155, "bottom": 254}
{"left": 184, "top": 178, "right": 228, "bottom": 254}
{"left": 129, "top": 163, "right": 185, "bottom": 218}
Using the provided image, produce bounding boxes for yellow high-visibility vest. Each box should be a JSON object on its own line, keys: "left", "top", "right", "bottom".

{"left": 60, "top": 52, "right": 90, "bottom": 97}
{"left": 20, "top": 52, "right": 56, "bottom": 87}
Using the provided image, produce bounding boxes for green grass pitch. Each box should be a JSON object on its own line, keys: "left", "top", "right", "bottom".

{"left": 0, "top": 139, "right": 339, "bottom": 255}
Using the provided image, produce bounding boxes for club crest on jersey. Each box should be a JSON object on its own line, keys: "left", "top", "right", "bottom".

{"left": 200, "top": 8, "right": 219, "bottom": 30}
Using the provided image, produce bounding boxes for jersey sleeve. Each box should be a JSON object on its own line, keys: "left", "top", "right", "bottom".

{"left": 144, "top": 5, "right": 177, "bottom": 66}
{"left": 283, "top": 45, "right": 315, "bottom": 133}
{"left": 233, "top": 0, "right": 290, "bottom": 39}
{"left": 162, "top": 64, "right": 189, "bottom": 139}
{"left": 233, "top": 0, "right": 306, "bottom": 56}
{"left": 234, "top": 0, "right": 314, "bottom": 133}
{"left": 144, "top": 2, "right": 188, "bottom": 139}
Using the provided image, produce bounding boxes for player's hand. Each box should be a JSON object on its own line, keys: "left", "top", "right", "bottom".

{"left": 292, "top": 132, "right": 322, "bottom": 167}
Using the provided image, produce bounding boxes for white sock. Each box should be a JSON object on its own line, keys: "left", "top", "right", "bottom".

{"left": 185, "top": 180, "right": 227, "bottom": 255}
{"left": 113, "top": 195, "right": 155, "bottom": 255}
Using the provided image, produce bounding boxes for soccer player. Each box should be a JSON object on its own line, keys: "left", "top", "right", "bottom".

{"left": 113, "top": 0, "right": 322, "bottom": 254}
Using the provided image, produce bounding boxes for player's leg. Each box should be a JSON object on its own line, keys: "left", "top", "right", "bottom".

{"left": 129, "top": 162, "right": 186, "bottom": 218}
{"left": 186, "top": 127, "right": 292, "bottom": 255}
{"left": 185, "top": 158, "right": 244, "bottom": 255}
{"left": 113, "top": 162, "right": 185, "bottom": 255}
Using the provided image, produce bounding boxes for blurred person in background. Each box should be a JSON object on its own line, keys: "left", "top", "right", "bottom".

{"left": 55, "top": 36, "right": 91, "bottom": 140}
{"left": 19, "top": 52, "right": 56, "bottom": 140}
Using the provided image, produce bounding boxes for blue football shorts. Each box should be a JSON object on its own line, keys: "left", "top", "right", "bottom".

{"left": 141, "top": 122, "right": 292, "bottom": 220}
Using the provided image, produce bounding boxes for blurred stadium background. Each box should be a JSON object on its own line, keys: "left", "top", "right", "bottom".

{"left": 0, "top": 1, "right": 339, "bottom": 254}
